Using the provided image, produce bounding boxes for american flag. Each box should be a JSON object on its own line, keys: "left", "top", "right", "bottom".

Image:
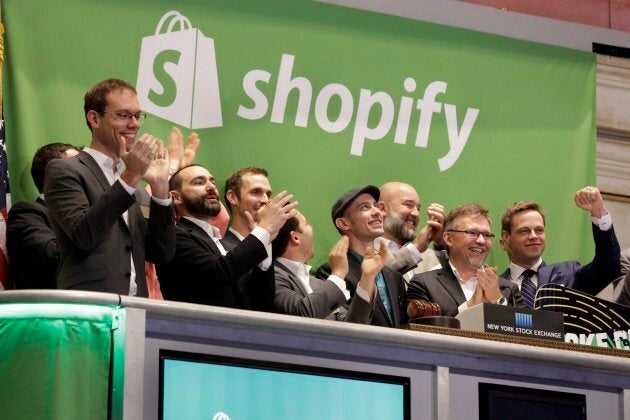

{"left": 0, "top": 119, "right": 10, "bottom": 290}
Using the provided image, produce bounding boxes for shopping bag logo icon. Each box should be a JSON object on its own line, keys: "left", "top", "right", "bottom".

{"left": 136, "top": 10, "right": 222, "bottom": 129}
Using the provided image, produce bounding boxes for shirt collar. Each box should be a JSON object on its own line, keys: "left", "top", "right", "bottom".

{"left": 450, "top": 260, "right": 482, "bottom": 282}
{"left": 379, "top": 237, "right": 401, "bottom": 252}
{"left": 276, "top": 257, "right": 312, "bottom": 278}
{"left": 183, "top": 216, "right": 222, "bottom": 240}
{"left": 228, "top": 227, "right": 245, "bottom": 241}
{"left": 449, "top": 261, "right": 466, "bottom": 282}
{"left": 509, "top": 258, "right": 543, "bottom": 280}
{"left": 83, "top": 147, "right": 124, "bottom": 176}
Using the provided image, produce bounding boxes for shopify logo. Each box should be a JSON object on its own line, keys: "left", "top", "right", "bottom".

{"left": 137, "top": 11, "right": 480, "bottom": 171}
{"left": 136, "top": 10, "right": 222, "bottom": 129}
{"left": 238, "top": 54, "right": 479, "bottom": 171}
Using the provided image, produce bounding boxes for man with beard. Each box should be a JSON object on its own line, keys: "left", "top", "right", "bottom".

{"left": 156, "top": 165, "right": 297, "bottom": 308}
{"left": 379, "top": 182, "right": 446, "bottom": 287}
{"left": 407, "top": 204, "right": 522, "bottom": 317}
{"left": 223, "top": 167, "right": 272, "bottom": 249}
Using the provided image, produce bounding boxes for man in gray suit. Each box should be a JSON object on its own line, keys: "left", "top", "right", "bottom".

{"left": 407, "top": 203, "right": 522, "bottom": 317}
{"left": 45, "top": 78, "right": 175, "bottom": 296}
{"left": 272, "top": 211, "right": 382, "bottom": 323}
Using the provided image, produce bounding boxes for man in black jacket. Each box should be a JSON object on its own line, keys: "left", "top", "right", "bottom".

{"left": 7, "top": 142, "right": 80, "bottom": 289}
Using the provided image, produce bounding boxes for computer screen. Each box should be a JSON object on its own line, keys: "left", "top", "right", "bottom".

{"left": 160, "top": 350, "right": 410, "bottom": 420}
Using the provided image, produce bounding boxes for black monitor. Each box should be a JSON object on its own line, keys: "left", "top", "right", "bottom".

{"left": 479, "top": 383, "right": 586, "bottom": 420}
{"left": 159, "top": 349, "right": 410, "bottom": 420}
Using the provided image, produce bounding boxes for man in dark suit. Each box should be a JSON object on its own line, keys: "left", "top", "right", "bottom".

{"left": 45, "top": 78, "right": 175, "bottom": 296}
{"left": 272, "top": 211, "right": 382, "bottom": 323}
{"left": 407, "top": 204, "right": 522, "bottom": 317}
{"left": 156, "top": 164, "right": 297, "bottom": 309}
{"left": 223, "top": 167, "right": 272, "bottom": 249}
{"left": 611, "top": 249, "right": 630, "bottom": 306}
{"left": 499, "top": 186, "right": 620, "bottom": 307}
{"left": 316, "top": 186, "right": 408, "bottom": 328}
{"left": 7, "top": 142, "right": 80, "bottom": 289}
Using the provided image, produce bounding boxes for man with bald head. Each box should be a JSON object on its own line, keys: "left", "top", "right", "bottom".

{"left": 379, "top": 182, "right": 446, "bottom": 286}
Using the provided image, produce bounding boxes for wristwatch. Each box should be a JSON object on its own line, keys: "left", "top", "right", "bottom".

{"left": 496, "top": 297, "right": 507, "bottom": 305}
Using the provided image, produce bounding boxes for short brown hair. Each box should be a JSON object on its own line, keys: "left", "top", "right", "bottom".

{"left": 84, "top": 78, "right": 136, "bottom": 131}
{"left": 501, "top": 201, "right": 545, "bottom": 233}
{"left": 223, "top": 167, "right": 268, "bottom": 213}
{"left": 271, "top": 216, "right": 301, "bottom": 258}
{"left": 444, "top": 203, "right": 490, "bottom": 232}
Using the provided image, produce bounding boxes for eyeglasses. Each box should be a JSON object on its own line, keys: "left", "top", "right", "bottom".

{"left": 447, "top": 230, "right": 495, "bottom": 240}
{"left": 102, "top": 110, "right": 147, "bottom": 122}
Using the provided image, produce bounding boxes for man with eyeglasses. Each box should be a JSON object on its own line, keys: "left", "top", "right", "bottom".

{"left": 44, "top": 78, "right": 175, "bottom": 296}
{"left": 498, "top": 186, "right": 620, "bottom": 308}
{"left": 407, "top": 204, "right": 522, "bottom": 317}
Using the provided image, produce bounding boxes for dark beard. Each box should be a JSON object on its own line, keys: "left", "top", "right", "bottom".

{"left": 183, "top": 194, "right": 221, "bottom": 217}
{"left": 383, "top": 215, "right": 416, "bottom": 243}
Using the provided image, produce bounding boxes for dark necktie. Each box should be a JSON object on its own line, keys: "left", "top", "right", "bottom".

{"left": 521, "top": 269, "right": 537, "bottom": 308}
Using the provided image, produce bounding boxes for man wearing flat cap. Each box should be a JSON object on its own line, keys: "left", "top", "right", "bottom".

{"left": 316, "top": 186, "right": 408, "bottom": 328}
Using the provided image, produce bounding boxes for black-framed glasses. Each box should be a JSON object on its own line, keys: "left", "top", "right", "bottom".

{"left": 447, "top": 230, "right": 495, "bottom": 240}
{"left": 102, "top": 110, "right": 147, "bottom": 122}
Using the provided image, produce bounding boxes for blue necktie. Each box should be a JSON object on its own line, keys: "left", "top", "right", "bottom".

{"left": 520, "top": 269, "right": 537, "bottom": 308}
{"left": 351, "top": 251, "right": 394, "bottom": 325}
{"left": 375, "top": 271, "right": 394, "bottom": 325}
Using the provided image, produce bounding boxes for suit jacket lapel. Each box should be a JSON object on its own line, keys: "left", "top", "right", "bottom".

{"left": 78, "top": 152, "right": 111, "bottom": 192}
{"left": 275, "top": 260, "right": 309, "bottom": 297}
{"left": 179, "top": 218, "right": 221, "bottom": 255}
{"left": 382, "top": 269, "right": 401, "bottom": 326}
{"left": 79, "top": 151, "right": 134, "bottom": 232}
{"left": 437, "top": 266, "right": 467, "bottom": 306}
{"left": 537, "top": 262, "right": 554, "bottom": 287}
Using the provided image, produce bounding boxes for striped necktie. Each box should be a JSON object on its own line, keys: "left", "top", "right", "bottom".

{"left": 521, "top": 269, "right": 537, "bottom": 308}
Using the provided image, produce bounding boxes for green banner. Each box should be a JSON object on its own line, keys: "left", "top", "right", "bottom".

{"left": 0, "top": 303, "right": 113, "bottom": 419}
{"left": 2, "top": 0, "right": 596, "bottom": 269}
